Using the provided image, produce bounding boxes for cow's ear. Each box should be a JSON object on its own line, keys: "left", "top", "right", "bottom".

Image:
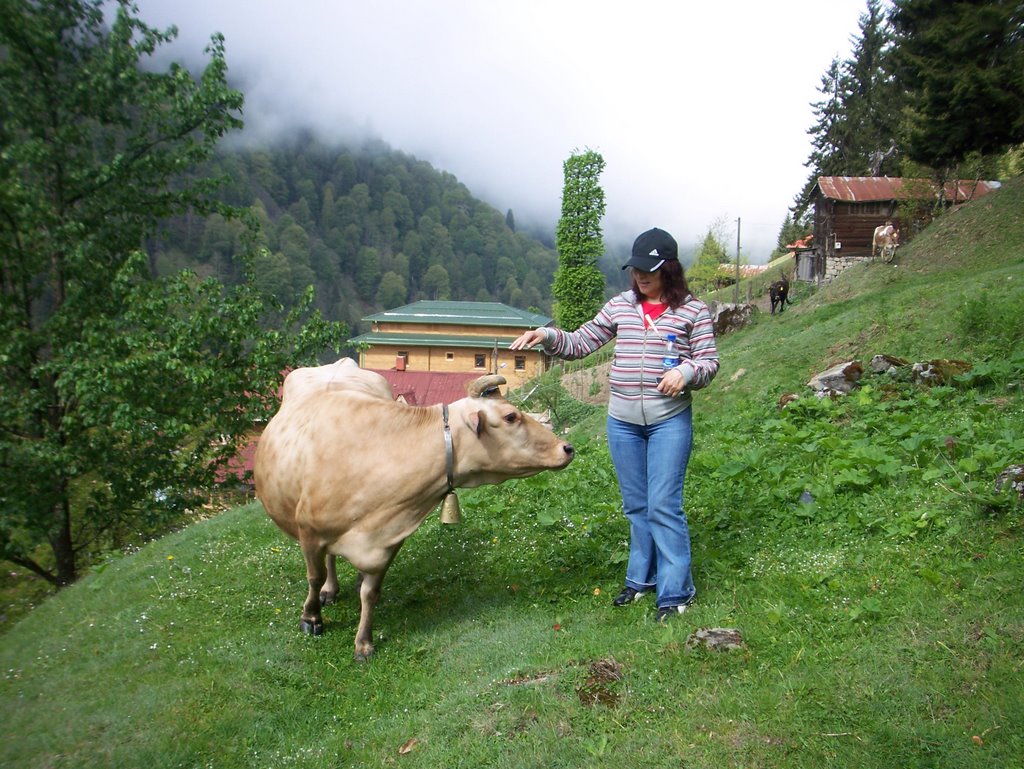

{"left": 464, "top": 411, "right": 483, "bottom": 436}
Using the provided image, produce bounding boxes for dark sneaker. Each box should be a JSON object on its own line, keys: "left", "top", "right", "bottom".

{"left": 612, "top": 587, "right": 649, "bottom": 607}
{"left": 656, "top": 602, "right": 692, "bottom": 622}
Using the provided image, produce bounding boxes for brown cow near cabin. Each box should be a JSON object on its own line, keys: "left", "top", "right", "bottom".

{"left": 254, "top": 358, "right": 575, "bottom": 661}
{"left": 872, "top": 223, "right": 899, "bottom": 261}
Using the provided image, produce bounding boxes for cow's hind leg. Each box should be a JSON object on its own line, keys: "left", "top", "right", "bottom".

{"left": 319, "top": 555, "right": 340, "bottom": 606}
{"left": 299, "top": 536, "right": 329, "bottom": 636}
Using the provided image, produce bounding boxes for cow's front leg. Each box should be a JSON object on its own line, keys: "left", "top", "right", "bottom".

{"left": 353, "top": 544, "right": 403, "bottom": 662}
{"left": 299, "top": 537, "right": 328, "bottom": 636}
{"left": 353, "top": 570, "right": 384, "bottom": 661}
{"left": 319, "top": 555, "right": 339, "bottom": 606}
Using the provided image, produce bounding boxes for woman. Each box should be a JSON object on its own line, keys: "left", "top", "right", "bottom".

{"left": 510, "top": 227, "right": 719, "bottom": 621}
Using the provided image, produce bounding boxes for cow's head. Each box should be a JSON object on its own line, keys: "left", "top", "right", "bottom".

{"left": 451, "top": 374, "right": 574, "bottom": 485}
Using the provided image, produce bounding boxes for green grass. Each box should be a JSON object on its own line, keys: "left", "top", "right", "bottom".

{"left": 2, "top": 177, "right": 1023, "bottom": 769}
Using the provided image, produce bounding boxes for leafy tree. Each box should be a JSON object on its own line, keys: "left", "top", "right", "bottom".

{"left": 686, "top": 231, "right": 730, "bottom": 292}
{"left": 422, "top": 263, "right": 451, "bottom": 300}
{"left": 375, "top": 271, "right": 407, "bottom": 308}
{"left": 552, "top": 149, "right": 607, "bottom": 331}
{"left": 889, "top": 0, "right": 1024, "bottom": 175}
{"left": 355, "top": 246, "right": 381, "bottom": 295}
{"left": 0, "top": 0, "right": 343, "bottom": 585}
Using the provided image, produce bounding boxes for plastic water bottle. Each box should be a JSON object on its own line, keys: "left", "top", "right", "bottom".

{"left": 662, "top": 334, "right": 679, "bottom": 371}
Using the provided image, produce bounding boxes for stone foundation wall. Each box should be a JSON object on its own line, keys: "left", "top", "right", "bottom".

{"left": 824, "top": 255, "right": 876, "bottom": 283}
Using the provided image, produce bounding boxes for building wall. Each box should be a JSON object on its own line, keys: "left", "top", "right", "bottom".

{"left": 360, "top": 344, "right": 547, "bottom": 389}
{"left": 809, "top": 194, "right": 900, "bottom": 283}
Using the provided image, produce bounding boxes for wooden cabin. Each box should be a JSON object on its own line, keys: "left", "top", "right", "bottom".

{"left": 797, "top": 176, "right": 1000, "bottom": 282}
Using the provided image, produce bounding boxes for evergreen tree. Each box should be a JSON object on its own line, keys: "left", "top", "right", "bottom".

{"left": 552, "top": 150, "right": 607, "bottom": 331}
{"left": 796, "top": 1, "right": 899, "bottom": 216}
{"left": 795, "top": 58, "right": 853, "bottom": 217}
{"left": 773, "top": 213, "right": 811, "bottom": 257}
{"left": 846, "top": 0, "right": 900, "bottom": 174}
{"left": 889, "top": 0, "right": 1024, "bottom": 175}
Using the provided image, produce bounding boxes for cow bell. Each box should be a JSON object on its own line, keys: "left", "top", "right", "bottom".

{"left": 439, "top": 492, "right": 462, "bottom": 524}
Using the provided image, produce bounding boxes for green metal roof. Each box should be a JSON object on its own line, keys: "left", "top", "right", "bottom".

{"left": 363, "top": 300, "right": 551, "bottom": 328}
{"left": 348, "top": 331, "right": 536, "bottom": 349}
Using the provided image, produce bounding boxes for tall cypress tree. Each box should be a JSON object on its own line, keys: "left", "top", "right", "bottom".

{"left": 552, "top": 150, "right": 606, "bottom": 331}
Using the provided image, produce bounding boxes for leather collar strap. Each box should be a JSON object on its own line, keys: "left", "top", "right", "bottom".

{"left": 442, "top": 403, "right": 454, "bottom": 493}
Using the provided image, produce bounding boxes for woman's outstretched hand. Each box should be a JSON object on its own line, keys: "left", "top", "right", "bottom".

{"left": 509, "top": 328, "right": 546, "bottom": 351}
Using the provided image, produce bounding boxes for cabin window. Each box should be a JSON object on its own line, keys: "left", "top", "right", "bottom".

{"left": 446, "top": 352, "right": 455, "bottom": 361}
{"left": 514, "top": 355, "right": 526, "bottom": 371}
{"left": 474, "top": 354, "right": 486, "bottom": 368}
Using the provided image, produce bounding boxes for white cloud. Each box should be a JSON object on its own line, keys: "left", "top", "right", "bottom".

{"left": 135, "top": 0, "right": 867, "bottom": 262}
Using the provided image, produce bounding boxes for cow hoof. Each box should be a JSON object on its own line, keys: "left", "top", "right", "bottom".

{"left": 299, "top": 618, "right": 325, "bottom": 636}
{"left": 354, "top": 647, "right": 375, "bottom": 663}
{"left": 319, "top": 591, "right": 337, "bottom": 606}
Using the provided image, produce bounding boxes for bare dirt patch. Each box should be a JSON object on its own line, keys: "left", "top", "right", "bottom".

{"left": 560, "top": 361, "right": 612, "bottom": 405}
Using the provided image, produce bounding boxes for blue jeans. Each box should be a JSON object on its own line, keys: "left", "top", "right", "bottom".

{"left": 607, "top": 409, "right": 695, "bottom": 609}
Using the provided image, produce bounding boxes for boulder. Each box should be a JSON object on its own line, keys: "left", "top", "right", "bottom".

{"left": 686, "top": 627, "right": 745, "bottom": 652}
{"left": 777, "top": 392, "right": 800, "bottom": 408}
{"left": 807, "top": 360, "right": 863, "bottom": 396}
{"left": 709, "top": 302, "right": 754, "bottom": 336}
{"left": 911, "top": 359, "right": 972, "bottom": 385}
{"left": 994, "top": 464, "right": 1024, "bottom": 500}
{"left": 870, "top": 354, "right": 909, "bottom": 374}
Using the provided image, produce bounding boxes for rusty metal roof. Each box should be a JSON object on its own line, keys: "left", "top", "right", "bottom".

{"left": 817, "top": 176, "right": 999, "bottom": 202}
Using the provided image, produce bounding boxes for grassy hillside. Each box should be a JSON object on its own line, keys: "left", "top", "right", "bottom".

{"left": 1, "top": 178, "right": 1021, "bottom": 769}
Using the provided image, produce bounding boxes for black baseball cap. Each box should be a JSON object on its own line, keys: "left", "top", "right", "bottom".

{"left": 622, "top": 228, "right": 678, "bottom": 272}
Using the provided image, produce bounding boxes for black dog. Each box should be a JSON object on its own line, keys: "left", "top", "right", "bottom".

{"left": 769, "top": 277, "right": 792, "bottom": 315}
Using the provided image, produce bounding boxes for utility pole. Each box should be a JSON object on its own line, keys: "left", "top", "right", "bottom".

{"left": 734, "top": 217, "right": 741, "bottom": 305}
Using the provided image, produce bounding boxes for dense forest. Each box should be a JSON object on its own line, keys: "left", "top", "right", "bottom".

{"left": 148, "top": 133, "right": 571, "bottom": 337}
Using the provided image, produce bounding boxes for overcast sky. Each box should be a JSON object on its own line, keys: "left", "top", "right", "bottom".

{"left": 134, "top": 0, "right": 869, "bottom": 263}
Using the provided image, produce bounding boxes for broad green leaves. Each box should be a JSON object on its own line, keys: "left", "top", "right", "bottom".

{"left": 0, "top": 1, "right": 343, "bottom": 585}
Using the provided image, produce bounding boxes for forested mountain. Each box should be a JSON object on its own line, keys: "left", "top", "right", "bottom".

{"left": 147, "top": 133, "right": 561, "bottom": 337}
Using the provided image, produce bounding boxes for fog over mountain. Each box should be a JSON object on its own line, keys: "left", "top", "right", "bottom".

{"left": 135, "top": 0, "right": 866, "bottom": 262}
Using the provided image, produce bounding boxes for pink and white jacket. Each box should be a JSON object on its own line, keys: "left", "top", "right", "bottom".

{"left": 538, "top": 290, "right": 719, "bottom": 426}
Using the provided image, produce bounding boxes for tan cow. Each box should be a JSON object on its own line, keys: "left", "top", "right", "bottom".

{"left": 872, "top": 223, "right": 899, "bottom": 261}
{"left": 254, "top": 358, "right": 575, "bottom": 660}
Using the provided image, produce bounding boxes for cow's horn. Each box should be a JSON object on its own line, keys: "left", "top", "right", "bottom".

{"left": 468, "top": 374, "right": 506, "bottom": 398}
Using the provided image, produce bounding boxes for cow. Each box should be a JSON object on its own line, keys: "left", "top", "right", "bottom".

{"left": 254, "top": 358, "right": 575, "bottom": 661}
{"left": 872, "top": 223, "right": 899, "bottom": 262}
{"left": 769, "top": 276, "right": 792, "bottom": 315}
